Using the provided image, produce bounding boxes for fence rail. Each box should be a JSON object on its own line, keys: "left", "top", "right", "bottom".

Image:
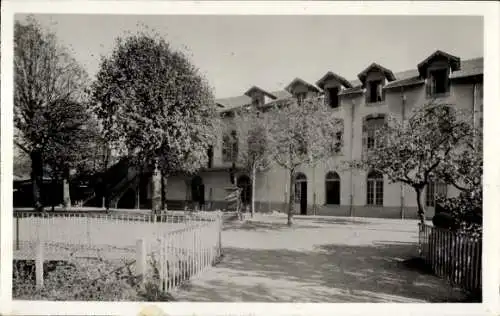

{"left": 13, "top": 210, "right": 223, "bottom": 291}
{"left": 418, "top": 223, "right": 481, "bottom": 294}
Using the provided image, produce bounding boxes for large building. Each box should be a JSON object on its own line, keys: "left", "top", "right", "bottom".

{"left": 162, "top": 50, "right": 483, "bottom": 219}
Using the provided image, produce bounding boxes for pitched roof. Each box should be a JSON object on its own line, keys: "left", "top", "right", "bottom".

{"left": 316, "top": 71, "right": 353, "bottom": 90}
{"left": 244, "top": 86, "right": 277, "bottom": 99}
{"left": 450, "top": 57, "right": 483, "bottom": 79}
{"left": 285, "top": 77, "right": 321, "bottom": 93}
{"left": 385, "top": 58, "right": 482, "bottom": 89}
{"left": 417, "top": 50, "right": 461, "bottom": 77}
{"left": 216, "top": 89, "right": 291, "bottom": 112}
{"left": 357, "top": 63, "right": 396, "bottom": 86}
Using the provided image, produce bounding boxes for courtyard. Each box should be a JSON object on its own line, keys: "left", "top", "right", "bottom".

{"left": 171, "top": 214, "right": 467, "bottom": 302}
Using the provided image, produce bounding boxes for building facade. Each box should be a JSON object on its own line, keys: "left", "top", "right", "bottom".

{"left": 164, "top": 50, "right": 483, "bottom": 219}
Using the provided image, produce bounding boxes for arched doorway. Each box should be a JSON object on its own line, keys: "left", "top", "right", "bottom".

{"left": 237, "top": 175, "right": 252, "bottom": 206}
{"left": 191, "top": 176, "right": 205, "bottom": 209}
{"left": 294, "top": 173, "right": 308, "bottom": 215}
{"left": 325, "top": 171, "right": 340, "bottom": 205}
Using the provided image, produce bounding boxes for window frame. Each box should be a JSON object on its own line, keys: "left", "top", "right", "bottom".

{"left": 366, "top": 171, "right": 384, "bottom": 206}
{"left": 427, "top": 67, "right": 450, "bottom": 98}
{"left": 425, "top": 181, "right": 448, "bottom": 207}
{"left": 326, "top": 87, "right": 340, "bottom": 108}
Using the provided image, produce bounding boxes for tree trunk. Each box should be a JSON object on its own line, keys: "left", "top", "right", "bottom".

{"left": 415, "top": 187, "right": 425, "bottom": 227}
{"left": 62, "top": 167, "right": 71, "bottom": 209}
{"left": 251, "top": 165, "right": 256, "bottom": 218}
{"left": 151, "top": 161, "right": 162, "bottom": 215}
{"left": 287, "top": 169, "right": 295, "bottom": 227}
{"left": 30, "top": 150, "right": 44, "bottom": 212}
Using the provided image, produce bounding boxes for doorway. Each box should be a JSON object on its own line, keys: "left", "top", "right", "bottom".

{"left": 191, "top": 175, "right": 205, "bottom": 209}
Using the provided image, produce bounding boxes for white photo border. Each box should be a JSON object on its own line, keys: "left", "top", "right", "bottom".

{"left": 1, "top": 1, "right": 499, "bottom": 316}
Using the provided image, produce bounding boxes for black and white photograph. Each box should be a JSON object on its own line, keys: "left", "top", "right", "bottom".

{"left": 1, "top": 1, "right": 499, "bottom": 316}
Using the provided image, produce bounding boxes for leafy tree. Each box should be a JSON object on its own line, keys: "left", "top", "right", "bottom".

{"left": 91, "top": 31, "right": 219, "bottom": 213}
{"left": 435, "top": 130, "right": 482, "bottom": 234}
{"left": 350, "top": 103, "right": 474, "bottom": 226}
{"left": 267, "top": 97, "right": 343, "bottom": 226}
{"left": 233, "top": 105, "right": 274, "bottom": 217}
{"left": 14, "top": 17, "right": 89, "bottom": 211}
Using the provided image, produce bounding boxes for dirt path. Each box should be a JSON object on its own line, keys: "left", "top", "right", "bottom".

{"left": 172, "top": 215, "right": 467, "bottom": 302}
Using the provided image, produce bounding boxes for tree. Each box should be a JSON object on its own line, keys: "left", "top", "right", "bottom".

{"left": 91, "top": 31, "right": 219, "bottom": 214}
{"left": 14, "top": 17, "right": 89, "bottom": 211}
{"left": 350, "top": 103, "right": 474, "bottom": 226}
{"left": 435, "top": 129, "right": 482, "bottom": 234}
{"left": 267, "top": 97, "right": 343, "bottom": 226}
{"left": 42, "top": 99, "right": 103, "bottom": 208}
{"left": 233, "top": 105, "right": 274, "bottom": 217}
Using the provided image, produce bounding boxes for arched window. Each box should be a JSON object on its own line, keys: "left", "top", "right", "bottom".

{"left": 367, "top": 171, "right": 383, "bottom": 206}
{"left": 294, "top": 173, "right": 307, "bottom": 204}
{"left": 325, "top": 171, "right": 340, "bottom": 205}
{"left": 362, "top": 115, "right": 385, "bottom": 152}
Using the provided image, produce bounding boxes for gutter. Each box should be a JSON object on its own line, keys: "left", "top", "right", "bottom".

{"left": 349, "top": 99, "right": 355, "bottom": 217}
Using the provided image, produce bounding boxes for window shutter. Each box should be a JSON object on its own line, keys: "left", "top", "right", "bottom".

{"left": 362, "top": 130, "right": 367, "bottom": 155}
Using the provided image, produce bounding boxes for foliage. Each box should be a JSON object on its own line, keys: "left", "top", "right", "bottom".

{"left": 90, "top": 31, "right": 219, "bottom": 175}
{"left": 349, "top": 102, "right": 474, "bottom": 224}
{"left": 14, "top": 16, "right": 91, "bottom": 210}
{"left": 233, "top": 106, "right": 273, "bottom": 172}
{"left": 435, "top": 134, "right": 482, "bottom": 234}
{"left": 233, "top": 106, "right": 274, "bottom": 216}
{"left": 266, "top": 97, "right": 344, "bottom": 225}
{"left": 13, "top": 256, "right": 175, "bottom": 301}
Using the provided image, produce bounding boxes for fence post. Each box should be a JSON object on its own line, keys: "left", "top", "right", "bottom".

{"left": 136, "top": 238, "right": 146, "bottom": 283}
{"left": 218, "top": 216, "right": 222, "bottom": 257}
{"left": 35, "top": 240, "right": 44, "bottom": 288}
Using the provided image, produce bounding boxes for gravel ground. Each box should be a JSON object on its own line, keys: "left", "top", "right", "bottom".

{"left": 172, "top": 214, "right": 467, "bottom": 302}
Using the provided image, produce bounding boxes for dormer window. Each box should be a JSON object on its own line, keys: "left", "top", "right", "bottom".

{"left": 296, "top": 92, "right": 307, "bottom": 104}
{"left": 326, "top": 87, "right": 340, "bottom": 108}
{"left": 367, "top": 80, "right": 384, "bottom": 103}
{"left": 357, "top": 63, "right": 395, "bottom": 105}
{"left": 427, "top": 68, "right": 450, "bottom": 97}
{"left": 417, "top": 50, "right": 460, "bottom": 98}
{"left": 252, "top": 95, "right": 263, "bottom": 107}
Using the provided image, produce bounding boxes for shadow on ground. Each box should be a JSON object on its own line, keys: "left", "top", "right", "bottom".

{"left": 223, "top": 217, "right": 368, "bottom": 231}
{"left": 175, "top": 242, "right": 466, "bottom": 302}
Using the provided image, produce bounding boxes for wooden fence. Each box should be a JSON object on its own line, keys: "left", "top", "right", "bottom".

{"left": 418, "top": 223, "right": 482, "bottom": 294}
{"left": 13, "top": 211, "right": 223, "bottom": 290}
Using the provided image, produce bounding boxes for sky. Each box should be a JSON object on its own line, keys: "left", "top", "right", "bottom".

{"left": 17, "top": 14, "right": 483, "bottom": 99}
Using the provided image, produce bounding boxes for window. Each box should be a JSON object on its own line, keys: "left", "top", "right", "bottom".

{"left": 425, "top": 181, "right": 447, "bottom": 207}
{"left": 222, "top": 131, "right": 238, "bottom": 162}
{"left": 367, "top": 80, "right": 384, "bottom": 103}
{"left": 363, "top": 117, "right": 385, "bottom": 152}
{"left": 367, "top": 171, "right": 383, "bottom": 206}
{"left": 294, "top": 173, "right": 307, "bottom": 203}
{"left": 325, "top": 172, "right": 340, "bottom": 205}
{"left": 334, "top": 131, "right": 343, "bottom": 154}
{"left": 326, "top": 87, "right": 340, "bottom": 108}
{"left": 252, "top": 96, "right": 263, "bottom": 107}
{"left": 427, "top": 68, "right": 450, "bottom": 96}
{"left": 296, "top": 92, "right": 307, "bottom": 104}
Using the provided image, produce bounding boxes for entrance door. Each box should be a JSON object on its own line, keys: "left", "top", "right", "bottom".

{"left": 294, "top": 173, "right": 308, "bottom": 215}
{"left": 237, "top": 175, "right": 251, "bottom": 209}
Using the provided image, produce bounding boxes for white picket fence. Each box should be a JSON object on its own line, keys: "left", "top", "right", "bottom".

{"left": 13, "top": 211, "right": 223, "bottom": 290}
